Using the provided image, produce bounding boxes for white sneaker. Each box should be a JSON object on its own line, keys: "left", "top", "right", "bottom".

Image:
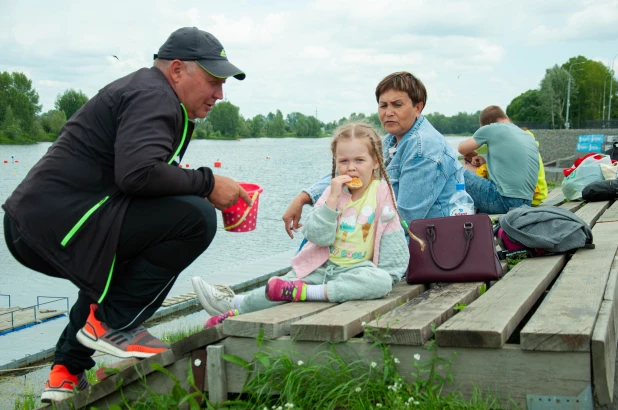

{"left": 191, "top": 277, "right": 235, "bottom": 316}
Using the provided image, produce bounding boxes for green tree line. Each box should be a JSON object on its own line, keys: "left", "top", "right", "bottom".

{"left": 0, "top": 70, "right": 89, "bottom": 144}
{"left": 0, "top": 70, "right": 489, "bottom": 144}
{"left": 507, "top": 56, "right": 618, "bottom": 129}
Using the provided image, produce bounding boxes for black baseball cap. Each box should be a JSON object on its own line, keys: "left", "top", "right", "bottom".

{"left": 154, "top": 27, "right": 245, "bottom": 80}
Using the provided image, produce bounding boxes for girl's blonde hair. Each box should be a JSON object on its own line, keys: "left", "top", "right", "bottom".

{"left": 330, "top": 122, "right": 425, "bottom": 250}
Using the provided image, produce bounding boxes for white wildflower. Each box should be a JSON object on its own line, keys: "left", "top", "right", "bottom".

{"left": 414, "top": 401, "right": 420, "bottom": 405}
{"left": 394, "top": 357, "right": 400, "bottom": 364}
{"left": 361, "top": 321, "right": 367, "bottom": 327}
{"left": 297, "top": 360, "right": 304, "bottom": 366}
{"left": 277, "top": 407, "right": 283, "bottom": 410}
{"left": 376, "top": 404, "right": 382, "bottom": 408}
{"left": 371, "top": 361, "right": 377, "bottom": 368}
{"left": 285, "top": 404, "right": 294, "bottom": 409}
{"left": 355, "top": 387, "right": 362, "bottom": 393}
{"left": 405, "top": 403, "right": 409, "bottom": 407}
{"left": 414, "top": 353, "right": 421, "bottom": 361}
{"left": 407, "top": 397, "right": 414, "bottom": 403}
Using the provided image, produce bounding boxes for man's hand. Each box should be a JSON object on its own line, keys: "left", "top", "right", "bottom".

{"left": 207, "top": 175, "right": 252, "bottom": 210}
{"left": 282, "top": 192, "right": 312, "bottom": 239}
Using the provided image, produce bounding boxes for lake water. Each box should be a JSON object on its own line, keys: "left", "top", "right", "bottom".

{"left": 0, "top": 136, "right": 467, "bottom": 309}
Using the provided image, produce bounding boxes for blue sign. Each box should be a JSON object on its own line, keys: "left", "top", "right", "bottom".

{"left": 577, "top": 134, "right": 605, "bottom": 152}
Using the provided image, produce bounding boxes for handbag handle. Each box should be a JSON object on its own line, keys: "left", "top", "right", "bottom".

{"left": 426, "top": 222, "right": 474, "bottom": 270}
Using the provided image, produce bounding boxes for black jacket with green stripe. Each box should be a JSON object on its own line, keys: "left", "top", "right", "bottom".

{"left": 2, "top": 67, "right": 215, "bottom": 301}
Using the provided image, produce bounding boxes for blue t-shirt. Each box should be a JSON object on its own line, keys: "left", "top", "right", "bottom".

{"left": 473, "top": 122, "right": 539, "bottom": 200}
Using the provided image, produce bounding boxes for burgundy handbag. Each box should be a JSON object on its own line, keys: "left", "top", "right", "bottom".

{"left": 406, "top": 214, "right": 503, "bottom": 284}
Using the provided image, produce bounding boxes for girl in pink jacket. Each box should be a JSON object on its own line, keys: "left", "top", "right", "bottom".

{"left": 193, "top": 123, "right": 423, "bottom": 327}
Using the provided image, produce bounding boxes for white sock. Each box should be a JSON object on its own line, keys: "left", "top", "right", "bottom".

{"left": 234, "top": 295, "right": 245, "bottom": 308}
{"left": 306, "top": 284, "right": 327, "bottom": 301}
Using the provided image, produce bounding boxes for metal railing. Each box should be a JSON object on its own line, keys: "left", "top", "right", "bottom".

{"left": 0, "top": 296, "right": 69, "bottom": 331}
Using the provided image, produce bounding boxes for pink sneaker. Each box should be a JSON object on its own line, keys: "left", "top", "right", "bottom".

{"left": 205, "top": 309, "right": 238, "bottom": 328}
{"left": 265, "top": 277, "right": 308, "bottom": 302}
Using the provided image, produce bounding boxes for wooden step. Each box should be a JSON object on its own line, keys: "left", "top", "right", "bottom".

{"left": 520, "top": 221, "right": 618, "bottom": 351}
{"left": 224, "top": 302, "right": 336, "bottom": 339}
{"left": 290, "top": 282, "right": 425, "bottom": 342}
{"left": 596, "top": 201, "right": 618, "bottom": 224}
{"left": 592, "top": 251, "right": 618, "bottom": 405}
{"left": 435, "top": 255, "right": 566, "bottom": 348}
{"left": 559, "top": 200, "right": 585, "bottom": 213}
{"left": 541, "top": 189, "right": 566, "bottom": 207}
{"left": 365, "top": 282, "right": 483, "bottom": 345}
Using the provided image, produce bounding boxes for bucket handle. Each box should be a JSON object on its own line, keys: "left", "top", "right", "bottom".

{"left": 224, "top": 191, "right": 260, "bottom": 231}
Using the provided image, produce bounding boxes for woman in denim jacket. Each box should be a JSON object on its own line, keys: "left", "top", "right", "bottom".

{"left": 283, "top": 71, "right": 465, "bottom": 237}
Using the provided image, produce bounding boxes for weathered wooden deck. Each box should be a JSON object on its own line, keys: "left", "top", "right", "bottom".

{"left": 42, "top": 190, "right": 618, "bottom": 410}
{"left": 0, "top": 307, "right": 66, "bottom": 333}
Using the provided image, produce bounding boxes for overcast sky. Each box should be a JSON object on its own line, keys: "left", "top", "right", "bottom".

{"left": 1, "top": 0, "right": 617, "bottom": 123}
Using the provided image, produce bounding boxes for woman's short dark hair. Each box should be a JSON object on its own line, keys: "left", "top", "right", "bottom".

{"left": 375, "top": 72, "right": 427, "bottom": 110}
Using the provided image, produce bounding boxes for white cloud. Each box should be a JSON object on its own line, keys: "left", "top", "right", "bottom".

{"left": 0, "top": 0, "right": 616, "bottom": 121}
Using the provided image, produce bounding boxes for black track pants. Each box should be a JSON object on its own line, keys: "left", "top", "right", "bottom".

{"left": 4, "top": 195, "right": 217, "bottom": 374}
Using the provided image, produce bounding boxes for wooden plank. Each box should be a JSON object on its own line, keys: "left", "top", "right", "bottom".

{"left": 0, "top": 308, "right": 66, "bottom": 332}
{"left": 435, "top": 255, "right": 567, "bottom": 348}
{"left": 574, "top": 200, "right": 611, "bottom": 227}
{"left": 171, "top": 326, "right": 225, "bottom": 356}
{"left": 290, "top": 283, "right": 425, "bottom": 342}
{"left": 597, "top": 200, "right": 618, "bottom": 223}
{"left": 365, "top": 282, "right": 483, "bottom": 345}
{"left": 207, "top": 344, "right": 228, "bottom": 403}
{"left": 94, "top": 358, "right": 141, "bottom": 382}
{"left": 224, "top": 302, "right": 336, "bottom": 338}
{"left": 521, "top": 222, "right": 618, "bottom": 351}
{"left": 45, "top": 326, "right": 225, "bottom": 410}
{"left": 591, "top": 300, "right": 617, "bottom": 405}
{"left": 591, "top": 250, "right": 618, "bottom": 405}
{"left": 191, "top": 348, "right": 207, "bottom": 405}
{"left": 219, "top": 336, "right": 591, "bottom": 409}
{"left": 560, "top": 200, "right": 585, "bottom": 213}
{"left": 605, "top": 253, "right": 618, "bottom": 303}
{"left": 540, "top": 189, "right": 566, "bottom": 207}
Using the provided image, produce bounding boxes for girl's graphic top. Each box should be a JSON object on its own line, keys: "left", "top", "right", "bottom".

{"left": 329, "top": 180, "right": 378, "bottom": 267}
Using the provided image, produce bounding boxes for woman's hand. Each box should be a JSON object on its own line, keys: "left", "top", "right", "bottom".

{"left": 326, "top": 175, "right": 352, "bottom": 209}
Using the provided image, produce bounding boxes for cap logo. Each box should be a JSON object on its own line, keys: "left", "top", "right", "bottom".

{"left": 220, "top": 49, "right": 227, "bottom": 57}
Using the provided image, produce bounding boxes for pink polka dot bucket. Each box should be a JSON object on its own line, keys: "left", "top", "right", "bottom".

{"left": 222, "top": 182, "right": 263, "bottom": 232}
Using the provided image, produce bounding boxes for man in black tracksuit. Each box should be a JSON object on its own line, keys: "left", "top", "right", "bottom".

{"left": 2, "top": 27, "right": 251, "bottom": 403}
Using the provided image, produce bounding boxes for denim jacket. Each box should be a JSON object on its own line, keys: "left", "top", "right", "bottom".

{"left": 303, "top": 115, "right": 464, "bottom": 224}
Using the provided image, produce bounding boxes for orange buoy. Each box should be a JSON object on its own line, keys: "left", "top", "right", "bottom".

{"left": 214, "top": 161, "right": 222, "bottom": 168}
{"left": 185, "top": 163, "right": 189, "bottom": 168}
{"left": 3, "top": 160, "right": 7, "bottom": 164}
{"left": 14, "top": 160, "right": 18, "bottom": 163}
{"left": 179, "top": 164, "right": 183, "bottom": 168}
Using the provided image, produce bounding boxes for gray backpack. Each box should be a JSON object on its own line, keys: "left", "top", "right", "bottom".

{"left": 494, "top": 206, "right": 594, "bottom": 259}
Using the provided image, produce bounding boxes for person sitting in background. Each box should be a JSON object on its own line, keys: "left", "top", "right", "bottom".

{"left": 520, "top": 127, "right": 548, "bottom": 206}
{"left": 458, "top": 105, "right": 539, "bottom": 214}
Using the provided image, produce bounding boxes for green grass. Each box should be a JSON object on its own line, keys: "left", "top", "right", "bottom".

{"left": 160, "top": 325, "right": 203, "bottom": 345}
{"left": 111, "top": 326, "right": 517, "bottom": 410}
{"left": 12, "top": 389, "right": 37, "bottom": 410}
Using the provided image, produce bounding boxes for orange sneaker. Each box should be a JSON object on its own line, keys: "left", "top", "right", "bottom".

{"left": 40, "top": 364, "right": 89, "bottom": 403}
{"left": 76, "top": 304, "right": 169, "bottom": 359}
